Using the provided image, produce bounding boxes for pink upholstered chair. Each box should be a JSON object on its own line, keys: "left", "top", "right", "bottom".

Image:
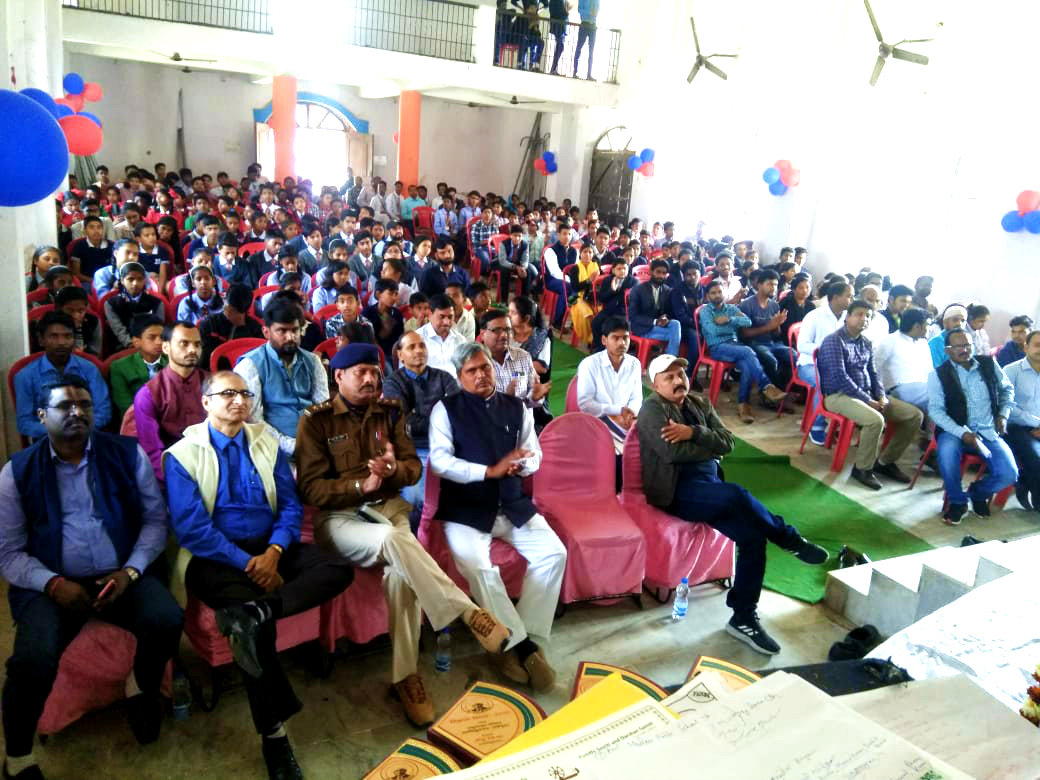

{"left": 619, "top": 424, "right": 735, "bottom": 599}
{"left": 533, "top": 414, "right": 646, "bottom": 605}
{"left": 565, "top": 376, "right": 580, "bottom": 413}
{"left": 417, "top": 470, "right": 527, "bottom": 598}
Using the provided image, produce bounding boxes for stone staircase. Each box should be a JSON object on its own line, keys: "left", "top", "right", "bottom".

{"left": 824, "top": 533, "right": 1040, "bottom": 638}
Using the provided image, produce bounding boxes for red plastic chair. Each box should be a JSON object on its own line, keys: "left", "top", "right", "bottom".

{"left": 487, "top": 235, "right": 523, "bottom": 302}
{"left": 624, "top": 288, "right": 667, "bottom": 372}
{"left": 314, "top": 303, "right": 340, "bottom": 331}
{"left": 259, "top": 270, "right": 276, "bottom": 286}
{"left": 589, "top": 271, "right": 613, "bottom": 309}
{"left": 908, "top": 429, "right": 1015, "bottom": 510}
{"left": 26, "top": 287, "right": 50, "bottom": 305}
{"left": 251, "top": 284, "right": 281, "bottom": 315}
{"left": 631, "top": 265, "right": 651, "bottom": 282}
{"left": 166, "top": 291, "right": 188, "bottom": 322}
{"left": 412, "top": 206, "right": 435, "bottom": 239}
{"left": 619, "top": 424, "right": 735, "bottom": 594}
{"left": 208, "top": 337, "right": 266, "bottom": 372}
{"left": 165, "top": 278, "right": 179, "bottom": 301}
{"left": 8, "top": 353, "right": 46, "bottom": 446}
{"left": 28, "top": 304, "right": 55, "bottom": 323}
{"left": 798, "top": 349, "right": 858, "bottom": 472}
{"left": 691, "top": 304, "right": 736, "bottom": 405}
{"left": 776, "top": 321, "right": 816, "bottom": 431}
{"left": 565, "top": 376, "right": 580, "bottom": 413}
{"left": 238, "top": 241, "right": 265, "bottom": 258}
{"left": 101, "top": 347, "right": 138, "bottom": 377}
{"left": 534, "top": 414, "right": 646, "bottom": 604}
{"left": 314, "top": 338, "right": 385, "bottom": 372}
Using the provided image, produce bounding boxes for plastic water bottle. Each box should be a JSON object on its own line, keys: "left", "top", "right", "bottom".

{"left": 172, "top": 671, "right": 192, "bottom": 720}
{"left": 435, "top": 629, "right": 452, "bottom": 672}
{"left": 672, "top": 577, "right": 689, "bottom": 621}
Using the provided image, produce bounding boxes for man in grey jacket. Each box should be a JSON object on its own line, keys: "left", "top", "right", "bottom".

{"left": 637, "top": 354, "right": 829, "bottom": 656}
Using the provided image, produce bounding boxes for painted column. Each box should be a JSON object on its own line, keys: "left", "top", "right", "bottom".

{"left": 397, "top": 90, "right": 421, "bottom": 191}
{"left": 271, "top": 74, "right": 297, "bottom": 182}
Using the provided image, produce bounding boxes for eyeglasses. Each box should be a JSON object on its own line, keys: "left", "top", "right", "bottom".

{"left": 486, "top": 326, "right": 512, "bottom": 336}
{"left": 47, "top": 400, "right": 93, "bottom": 413}
{"left": 204, "top": 389, "right": 256, "bottom": 399}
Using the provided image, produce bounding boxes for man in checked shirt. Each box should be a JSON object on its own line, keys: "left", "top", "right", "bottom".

{"left": 478, "top": 309, "right": 552, "bottom": 416}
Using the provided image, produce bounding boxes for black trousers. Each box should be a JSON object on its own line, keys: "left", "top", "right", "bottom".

{"left": 2, "top": 574, "right": 183, "bottom": 756}
{"left": 185, "top": 540, "right": 353, "bottom": 734}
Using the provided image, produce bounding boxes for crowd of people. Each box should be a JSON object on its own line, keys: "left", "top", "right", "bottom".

{"left": 4, "top": 158, "right": 1038, "bottom": 780}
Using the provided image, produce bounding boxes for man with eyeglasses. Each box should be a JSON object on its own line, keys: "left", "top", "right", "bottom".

{"left": 0, "top": 376, "right": 182, "bottom": 779}
{"left": 235, "top": 298, "right": 329, "bottom": 456}
{"left": 164, "top": 371, "right": 353, "bottom": 780}
{"left": 477, "top": 309, "right": 551, "bottom": 410}
{"left": 927, "top": 327, "right": 1018, "bottom": 525}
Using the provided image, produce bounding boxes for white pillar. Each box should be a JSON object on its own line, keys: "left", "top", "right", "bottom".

{"left": 0, "top": 0, "right": 64, "bottom": 458}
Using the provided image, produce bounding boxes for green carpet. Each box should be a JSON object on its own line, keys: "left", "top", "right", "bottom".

{"left": 546, "top": 341, "right": 933, "bottom": 604}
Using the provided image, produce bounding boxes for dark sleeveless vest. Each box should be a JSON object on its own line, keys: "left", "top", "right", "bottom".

{"left": 934, "top": 356, "right": 1002, "bottom": 436}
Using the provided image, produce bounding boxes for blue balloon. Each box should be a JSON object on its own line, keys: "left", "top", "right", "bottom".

{"left": 55, "top": 104, "right": 73, "bottom": 118}
{"left": 542, "top": 151, "right": 555, "bottom": 164}
{"left": 63, "top": 73, "right": 85, "bottom": 96}
{"left": 78, "top": 111, "right": 102, "bottom": 128}
{"left": 546, "top": 161, "right": 558, "bottom": 174}
{"left": 762, "top": 167, "right": 781, "bottom": 185}
{"left": 1001, "top": 210, "right": 1024, "bottom": 232}
{"left": 19, "top": 88, "right": 58, "bottom": 118}
{"left": 640, "top": 148, "right": 655, "bottom": 164}
{"left": 1024, "top": 210, "right": 1040, "bottom": 234}
{"left": 768, "top": 180, "right": 788, "bottom": 196}
{"left": 0, "top": 91, "right": 69, "bottom": 207}
{"left": 627, "top": 154, "right": 642, "bottom": 171}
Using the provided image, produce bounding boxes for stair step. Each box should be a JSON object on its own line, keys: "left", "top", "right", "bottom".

{"left": 862, "top": 568, "right": 919, "bottom": 638}
{"left": 823, "top": 562, "right": 872, "bottom": 616}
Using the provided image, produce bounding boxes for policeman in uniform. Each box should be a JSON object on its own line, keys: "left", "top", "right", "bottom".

{"left": 294, "top": 344, "right": 510, "bottom": 728}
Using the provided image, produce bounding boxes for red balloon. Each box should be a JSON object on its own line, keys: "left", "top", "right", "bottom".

{"left": 65, "top": 94, "right": 85, "bottom": 112}
{"left": 533, "top": 158, "right": 547, "bottom": 171}
{"left": 787, "top": 169, "right": 801, "bottom": 187}
{"left": 641, "top": 162, "right": 655, "bottom": 177}
{"left": 59, "top": 114, "right": 103, "bottom": 156}
{"left": 774, "top": 159, "right": 792, "bottom": 173}
{"left": 55, "top": 97, "right": 75, "bottom": 110}
{"left": 1017, "top": 190, "right": 1040, "bottom": 216}
{"left": 392, "top": 131, "right": 400, "bottom": 144}
{"left": 82, "top": 82, "right": 103, "bottom": 102}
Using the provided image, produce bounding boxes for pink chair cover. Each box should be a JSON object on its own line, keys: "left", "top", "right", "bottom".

{"left": 533, "top": 414, "right": 645, "bottom": 602}
{"left": 184, "top": 596, "right": 321, "bottom": 667}
{"left": 417, "top": 470, "right": 527, "bottom": 598}
{"left": 565, "top": 376, "right": 579, "bottom": 413}
{"left": 619, "top": 424, "right": 734, "bottom": 590}
{"left": 37, "top": 621, "right": 172, "bottom": 735}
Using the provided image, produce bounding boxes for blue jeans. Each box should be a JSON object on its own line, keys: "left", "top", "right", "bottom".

{"left": 709, "top": 342, "right": 770, "bottom": 403}
{"left": 643, "top": 320, "right": 681, "bottom": 356}
{"left": 573, "top": 24, "right": 596, "bottom": 78}
{"left": 474, "top": 247, "right": 491, "bottom": 276}
{"left": 545, "top": 275, "right": 567, "bottom": 326}
{"left": 797, "top": 362, "right": 826, "bottom": 430}
{"left": 1005, "top": 425, "right": 1040, "bottom": 496}
{"left": 936, "top": 431, "right": 1018, "bottom": 505}
{"left": 669, "top": 462, "right": 802, "bottom": 616}
{"left": 681, "top": 326, "right": 700, "bottom": 371}
{"left": 402, "top": 447, "right": 429, "bottom": 511}
{"left": 750, "top": 342, "right": 793, "bottom": 388}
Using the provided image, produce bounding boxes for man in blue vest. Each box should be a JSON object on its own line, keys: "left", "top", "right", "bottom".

{"left": 429, "top": 342, "right": 566, "bottom": 692}
{"left": 0, "top": 376, "right": 182, "bottom": 780}
{"left": 235, "top": 298, "right": 330, "bottom": 456}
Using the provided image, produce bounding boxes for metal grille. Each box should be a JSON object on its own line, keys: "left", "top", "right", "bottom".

{"left": 60, "top": 0, "right": 273, "bottom": 34}
{"left": 493, "top": 10, "right": 620, "bottom": 84}
{"left": 346, "top": 0, "right": 477, "bottom": 63}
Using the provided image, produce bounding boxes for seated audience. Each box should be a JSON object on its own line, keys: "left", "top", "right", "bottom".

{"left": 443, "top": 281, "right": 475, "bottom": 342}
{"left": 997, "top": 315, "right": 1034, "bottom": 367}
{"left": 880, "top": 284, "right": 914, "bottom": 333}
{"left": 295, "top": 344, "right": 507, "bottom": 726}
{"left": 638, "top": 354, "right": 828, "bottom": 655}
{"left": 417, "top": 294, "right": 468, "bottom": 378}
{"left": 566, "top": 245, "right": 600, "bottom": 347}
{"left": 404, "top": 292, "right": 430, "bottom": 333}
{"left": 176, "top": 265, "right": 224, "bottom": 324}
{"left": 1004, "top": 329, "right": 1040, "bottom": 511}
{"left": 711, "top": 251, "right": 745, "bottom": 304}
{"left": 322, "top": 284, "right": 372, "bottom": 341}
{"left": 818, "top": 299, "right": 923, "bottom": 489}
{"left": 378, "top": 255, "right": 414, "bottom": 304}
{"left": 105, "top": 263, "right": 165, "bottom": 349}
{"left": 68, "top": 216, "right": 112, "bottom": 282}
{"left": 134, "top": 221, "right": 171, "bottom": 290}
{"left": 857, "top": 284, "right": 892, "bottom": 345}
{"left": 966, "top": 304, "right": 992, "bottom": 357}
{"left": 198, "top": 283, "right": 265, "bottom": 368}
{"left": 133, "top": 322, "right": 206, "bottom": 478}
{"left": 497, "top": 224, "right": 535, "bottom": 299}
{"left": 165, "top": 371, "right": 353, "bottom": 780}
{"left": 738, "top": 269, "right": 794, "bottom": 395}
{"left": 429, "top": 343, "right": 566, "bottom": 691}
{"left": 16, "top": 312, "right": 111, "bottom": 439}
{"left": 469, "top": 206, "right": 496, "bottom": 276}
{"left": 361, "top": 278, "right": 405, "bottom": 358}
{"left": 478, "top": 310, "right": 551, "bottom": 412}
{"left": 0, "top": 376, "right": 182, "bottom": 774}
{"left": 873, "top": 308, "right": 932, "bottom": 413}
{"left": 629, "top": 259, "right": 681, "bottom": 357}
{"left": 699, "top": 280, "right": 787, "bottom": 423}
{"left": 92, "top": 238, "right": 141, "bottom": 298}
{"left": 347, "top": 231, "right": 377, "bottom": 294}
{"left": 245, "top": 230, "right": 286, "bottom": 283}
{"left": 235, "top": 299, "right": 329, "bottom": 455}
{"left": 590, "top": 256, "right": 636, "bottom": 350}
{"left": 926, "top": 328, "right": 1017, "bottom": 525}
{"left": 542, "top": 222, "right": 576, "bottom": 326}
{"left": 778, "top": 272, "right": 813, "bottom": 343}
{"left": 798, "top": 280, "right": 854, "bottom": 444}
{"left": 109, "top": 315, "right": 166, "bottom": 416}
{"left": 576, "top": 316, "right": 642, "bottom": 454}
{"left": 418, "top": 237, "right": 469, "bottom": 299}
{"left": 669, "top": 260, "right": 703, "bottom": 367}
{"left": 928, "top": 304, "right": 968, "bottom": 368}
{"left": 26, "top": 245, "right": 63, "bottom": 292}
{"left": 53, "top": 285, "right": 102, "bottom": 356}
{"left": 912, "top": 275, "right": 938, "bottom": 318}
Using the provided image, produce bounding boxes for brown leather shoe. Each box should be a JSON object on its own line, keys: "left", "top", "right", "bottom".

{"left": 392, "top": 674, "right": 435, "bottom": 727}
{"left": 762, "top": 384, "right": 788, "bottom": 403}
{"left": 737, "top": 403, "right": 755, "bottom": 424}
{"left": 489, "top": 650, "right": 530, "bottom": 686}
{"left": 466, "top": 608, "right": 511, "bottom": 654}
{"left": 522, "top": 649, "right": 556, "bottom": 692}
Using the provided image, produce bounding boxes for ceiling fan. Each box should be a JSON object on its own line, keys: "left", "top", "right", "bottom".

{"left": 863, "top": 0, "right": 932, "bottom": 86}
{"left": 687, "top": 17, "right": 738, "bottom": 83}
{"left": 490, "top": 95, "right": 545, "bottom": 106}
{"left": 150, "top": 50, "right": 217, "bottom": 65}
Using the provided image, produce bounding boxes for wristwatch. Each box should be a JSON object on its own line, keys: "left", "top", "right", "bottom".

{"left": 123, "top": 566, "right": 141, "bottom": 583}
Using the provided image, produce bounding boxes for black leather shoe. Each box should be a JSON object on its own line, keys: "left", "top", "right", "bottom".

{"left": 790, "top": 537, "right": 829, "bottom": 565}
{"left": 943, "top": 503, "right": 968, "bottom": 526}
{"left": 216, "top": 605, "right": 264, "bottom": 678}
{"left": 873, "top": 460, "right": 911, "bottom": 484}
{"left": 1015, "top": 484, "right": 1033, "bottom": 511}
{"left": 3, "top": 763, "right": 45, "bottom": 780}
{"left": 126, "top": 692, "right": 162, "bottom": 745}
{"left": 971, "top": 495, "right": 991, "bottom": 517}
{"left": 850, "top": 467, "right": 882, "bottom": 490}
{"left": 262, "top": 736, "right": 304, "bottom": 780}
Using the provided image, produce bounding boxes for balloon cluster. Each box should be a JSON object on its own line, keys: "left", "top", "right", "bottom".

{"left": 1001, "top": 190, "right": 1040, "bottom": 234}
{"left": 52, "top": 72, "right": 104, "bottom": 156}
{"left": 626, "top": 148, "right": 655, "bottom": 178}
{"left": 533, "top": 151, "right": 558, "bottom": 176}
{"left": 761, "top": 160, "right": 801, "bottom": 196}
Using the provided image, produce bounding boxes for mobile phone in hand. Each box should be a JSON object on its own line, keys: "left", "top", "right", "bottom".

{"left": 96, "top": 579, "right": 116, "bottom": 601}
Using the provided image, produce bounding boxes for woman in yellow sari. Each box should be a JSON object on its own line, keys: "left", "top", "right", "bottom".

{"left": 567, "top": 244, "right": 600, "bottom": 346}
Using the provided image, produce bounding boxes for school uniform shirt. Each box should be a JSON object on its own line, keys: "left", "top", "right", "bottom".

{"left": 177, "top": 292, "right": 224, "bottom": 325}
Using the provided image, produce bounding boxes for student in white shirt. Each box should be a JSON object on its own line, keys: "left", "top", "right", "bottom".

{"left": 797, "top": 280, "right": 854, "bottom": 443}
{"left": 417, "top": 294, "right": 468, "bottom": 378}
{"left": 873, "top": 308, "right": 933, "bottom": 413}
{"left": 576, "top": 316, "right": 642, "bottom": 451}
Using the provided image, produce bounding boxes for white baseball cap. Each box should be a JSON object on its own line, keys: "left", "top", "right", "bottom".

{"left": 647, "top": 354, "right": 689, "bottom": 384}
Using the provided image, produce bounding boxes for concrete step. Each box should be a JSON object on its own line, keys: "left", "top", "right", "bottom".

{"left": 913, "top": 543, "right": 1003, "bottom": 621}
{"left": 975, "top": 534, "right": 1040, "bottom": 584}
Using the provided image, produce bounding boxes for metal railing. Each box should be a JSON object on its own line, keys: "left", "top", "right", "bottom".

{"left": 493, "top": 10, "right": 620, "bottom": 84}
{"left": 345, "top": 0, "right": 477, "bottom": 64}
{"left": 60, "top": 0, "right": 273, "bottom": 34}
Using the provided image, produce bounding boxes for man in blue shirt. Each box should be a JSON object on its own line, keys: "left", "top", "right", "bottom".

{"left": 1004, "top": 329, "right": 1040, "bottom": 510}
{"left": 738, "top": 269, "right": 794, "bottom": 392}
{"left": 699, "top": 280, "right": 787, "bottom": 423}
{"left": 419, "top": 236, "right": 470, "bottom": 298}
{"left": 926, "top": 328, "right": 1017, "bottom": 525}
{"left": 0, "top": 376, "right": 181, "bottom": 774}
{"left": 573, "top": 0, "right": 599, "bottom": 79}
{"left": 165, "top": 371, "right": 353, "bottom": 780}
{"left": 928, "top": 304, "right": 967, "bottom": 368}
{"left": 16, "top": 311, "right": 111, "bottom": 440}
{"left": 997, "top": 315, "right": 1033, "bottom": 367}
{"left": 400, "top": 185, "right": 426, "bottom": 223}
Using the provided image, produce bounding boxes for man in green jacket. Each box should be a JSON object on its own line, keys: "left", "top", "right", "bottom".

{"left": 637, "top": 354, "right": 829, "bottom": 656}
{"left": 109, "top": 315, "right": 167, "bottom": 416}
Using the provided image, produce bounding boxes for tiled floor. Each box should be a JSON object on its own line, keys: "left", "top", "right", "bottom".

{"left": 4, "top": 390, "right": 1036, "bottom": 779}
